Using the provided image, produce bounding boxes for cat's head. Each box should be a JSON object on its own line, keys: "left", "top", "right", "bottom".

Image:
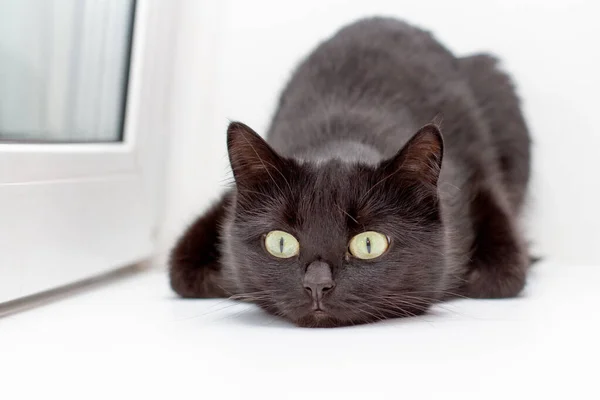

{"left": 226, "top": 122, "right": 446, "bottom": 327}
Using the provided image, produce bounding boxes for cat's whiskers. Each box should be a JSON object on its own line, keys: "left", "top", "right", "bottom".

{"left": 334, "top": 203, "right": 366, "bottom": 230}
{"left": 352, "top": 303, "right": 388, "bottom": 322}
{"left": 229, "top": 289, "right": 285, "bottom": 302}
{"left": 351, "top": 299, "right": 430, "bottom": 325}
{"left": 361, "top": 296, "right": 439, "bottom": 325}
{"left": 401, "top": 289, "right": 470, "bottom": 300}
{"left": 360, "top": 301, "right": 409, "bottom": 320}
{"left": 374, "top": 292, "right": 479, "bottom": 319}
{"left": 178, "top": 289, "right": 284, "bottom": 322}
{"left": 174, "top": 301, "right": 248, "bottom": 322}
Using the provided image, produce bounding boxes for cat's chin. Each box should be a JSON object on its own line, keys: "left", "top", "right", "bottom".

{"left": 294, "top": 310, "right": 348, "bottom": 328}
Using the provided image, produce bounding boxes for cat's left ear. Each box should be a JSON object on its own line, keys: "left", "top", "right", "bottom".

{"left": 227, "top": 121, "right": 288, "bottom": 189}
{"left": 383, "top": 124, "right": 444, "bottom": 187}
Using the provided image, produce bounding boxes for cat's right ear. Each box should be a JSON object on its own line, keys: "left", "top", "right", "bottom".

{"left": 227, "top": 121, "right": 287, "bottom": 189}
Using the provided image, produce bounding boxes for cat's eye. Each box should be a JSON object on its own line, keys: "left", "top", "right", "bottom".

{"left": 264, "top": 230, "right": 300, "bottom": 258}
{"left": 348, "top": 231, "right": 389, "bottom": 260}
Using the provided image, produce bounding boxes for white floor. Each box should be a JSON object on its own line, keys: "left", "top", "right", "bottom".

{"left": 1, "top": 261, "right": 599, "bottom": 400}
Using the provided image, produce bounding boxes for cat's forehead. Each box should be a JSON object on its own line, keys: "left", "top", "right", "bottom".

{"left": 301, "top": 160, "right": 371, "bottom": 199}
{"left": 289, "top": 160, "right": 377, "bottom": 223}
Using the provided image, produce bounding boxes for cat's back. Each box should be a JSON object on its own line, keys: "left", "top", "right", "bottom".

{"left": 267, "top": 18, "right": 464, "bottom": 158}
{"left": 279, "top": 17, "right": 460, "bottom": 104}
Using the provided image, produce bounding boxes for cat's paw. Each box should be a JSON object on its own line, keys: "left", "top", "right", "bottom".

{"left": 463, "top": 259, "right": 527, "bottom": 299}
{"left": 169, "top": 262, "right": 228, "bottom": 298}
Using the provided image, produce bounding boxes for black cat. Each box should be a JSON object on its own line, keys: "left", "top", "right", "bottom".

{"left": 169, "top": 18, "right": 531, "bottom": 327}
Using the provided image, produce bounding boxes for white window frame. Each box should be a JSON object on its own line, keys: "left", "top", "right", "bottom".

{"left": 0, "top": 0, "right": 178, "bottom": 303}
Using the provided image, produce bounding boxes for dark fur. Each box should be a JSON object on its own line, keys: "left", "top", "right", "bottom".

{"left": 169, "top": 18, "right": 531, "bottom": 327}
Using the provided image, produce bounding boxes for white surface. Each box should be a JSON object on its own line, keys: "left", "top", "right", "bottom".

{"left": 160, "top": 0, "right": 600, "bottom": 266}
{"left": 1, "top": 261, "right": 598, "bottom": 399}
{"left": 0, "top": 0, "right": 175, "bottom": 303}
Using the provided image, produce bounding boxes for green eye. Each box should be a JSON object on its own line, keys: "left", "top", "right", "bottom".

{"left": 264, "top": 230, "right": 300, "bottom": 258}
{"left": 349, "top": 231, "right": 389, "bottom": 260}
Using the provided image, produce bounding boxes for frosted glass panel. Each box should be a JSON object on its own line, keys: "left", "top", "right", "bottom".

{"left": 0, "top": 0, "right": 135, "bottom": 142}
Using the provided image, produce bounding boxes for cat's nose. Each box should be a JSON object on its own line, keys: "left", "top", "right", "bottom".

{"left": 303, "top": 261, "right": 335, "bottom": 303}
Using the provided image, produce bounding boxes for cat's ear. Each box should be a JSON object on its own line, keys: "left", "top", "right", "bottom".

{"left": 384, "top": 124, "right": 444, "bottom": 187}
{"left": 227, "top": 121, "right": 287, "bottom": 188}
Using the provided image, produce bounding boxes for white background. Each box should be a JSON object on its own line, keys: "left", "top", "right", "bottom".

{"left": 160, "top": 0, "right": 600, "bottom": 267}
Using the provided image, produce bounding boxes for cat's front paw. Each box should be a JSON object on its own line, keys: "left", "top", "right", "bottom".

{"left": 169, "top": 262, "right": 228, "bottom": 298}
{"left": 463, "top": 259, "right": 527, "bottom": 299}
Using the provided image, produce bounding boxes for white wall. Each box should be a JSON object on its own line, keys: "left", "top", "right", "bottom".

{"left": 160, "top": 0, "right": 600, "bottom": 266}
